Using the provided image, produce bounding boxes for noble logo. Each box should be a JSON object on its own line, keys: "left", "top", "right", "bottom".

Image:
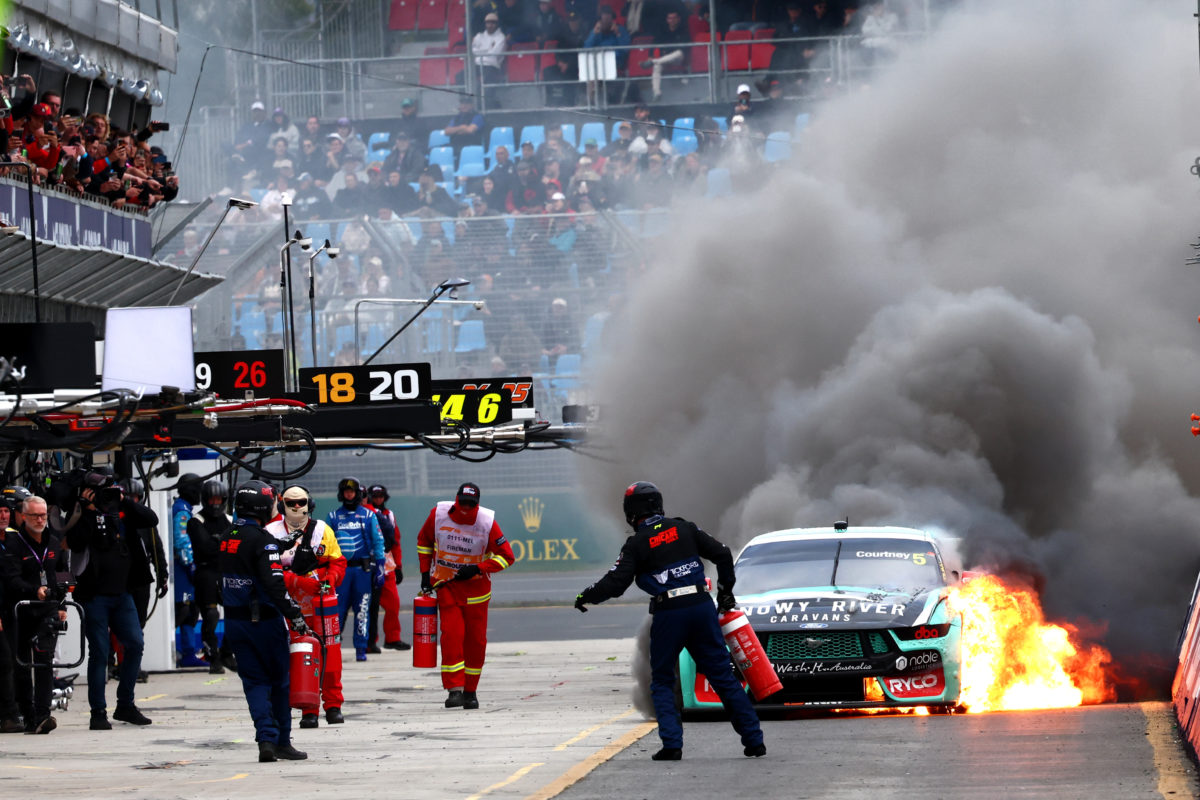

{"left": 519, "top": 497, "right": 545, "bottom": 533}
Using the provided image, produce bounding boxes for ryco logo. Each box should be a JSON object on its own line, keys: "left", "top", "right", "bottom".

{"left": 884, "top": 668, "right": 945, "bottom": 698}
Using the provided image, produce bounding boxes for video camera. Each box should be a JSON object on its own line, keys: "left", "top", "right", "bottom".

{"left": 15, "top": 578, "right": 85, "bottom": 669}
{"left": 44, "top": 467, "right": 121, "bottom": 510}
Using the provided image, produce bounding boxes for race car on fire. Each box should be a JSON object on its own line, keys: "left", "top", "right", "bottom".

{"left": 679, "top": 524, "right": 963, "bottom": 712}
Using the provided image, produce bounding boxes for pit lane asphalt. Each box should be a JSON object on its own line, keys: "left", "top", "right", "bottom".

{"left": 556, "top": 702, "right": 1199, "bottom": 800}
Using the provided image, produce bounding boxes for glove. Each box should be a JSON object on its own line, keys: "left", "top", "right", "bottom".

{"left": 716, "top": 587, "right": 737, "bottom": 614}
{"left": 372, "top": 561, "right": 387, "bottom": 589}
{"left": 291, "top": 617, "right": 313, "bottom": 637}
{"left": 394, "top": 566, "right": 404, "bottom": 585}
{"left": 574, "top": 593, "right": 588, "bottom": 613}
{"left": 420, "top": 571, "right": 432, "bottom": 593}
{"left": 454, "top": 564, "right": 481, "bottom": 582}
{"left": 155, "top": 579, "right": 169, "bottom": 599}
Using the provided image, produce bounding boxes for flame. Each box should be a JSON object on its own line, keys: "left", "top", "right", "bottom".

{"left": 948, "top": 573, "right": 1115, "bottom": 713}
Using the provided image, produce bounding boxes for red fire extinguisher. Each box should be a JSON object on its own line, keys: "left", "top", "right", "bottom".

{"left": 719, "top": 608, "right": 783, "bottom": 701}
{"left": 413, "top": 592, "right": 438, "bottom": 669}
{"left": 289, "top": 630, "right": 322, "bottom": 709}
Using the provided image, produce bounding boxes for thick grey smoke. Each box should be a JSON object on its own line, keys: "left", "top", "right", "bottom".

{"left": 585, "top": 0, "right": 1200, "bottom": 686}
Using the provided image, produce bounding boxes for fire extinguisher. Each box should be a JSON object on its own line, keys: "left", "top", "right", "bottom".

{"left": 719, "top": 608, "right": 783, "bottom": 701}
{"left": 289, "top": 630, "right": 322, "bottom": 709}
{"left": 413, "top": 591, "right": 439, "bottom": 669}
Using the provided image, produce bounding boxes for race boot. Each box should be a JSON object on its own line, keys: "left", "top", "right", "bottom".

{"left": 445, "top": 689, "right": 464, "bottom": 708}
{"left": 462, "top": 691, "right": 479, "bottom": 710}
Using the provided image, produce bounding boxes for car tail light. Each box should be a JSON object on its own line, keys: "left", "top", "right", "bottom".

{"left": 894, "top": 623, "right": 952, "bottom": 641}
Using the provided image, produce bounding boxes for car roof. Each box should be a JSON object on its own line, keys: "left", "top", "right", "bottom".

{"left": 742, "top": 526, "right": 937, "bottom": 547}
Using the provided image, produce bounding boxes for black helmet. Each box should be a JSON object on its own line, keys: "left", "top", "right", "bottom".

{"left": 623, "top": 481, "right": 663, "bottom": 527}
{"left": 368, "top": 484, "right": 389, "bottom": 502}
{"left": 121, "top": 478, "right": 145, "bottom": 501}
{"left": 1, "top": 485, "right": 32, "bottom": 511}
{"left": 233, "top": 480, "right": 277, "bottom": 524}
{"left": 201, "top": 480, "right": 228, "bottom": 509}
{"left": 177, "top": 473, "right": 204, "bottom": 505}
{"left": 338, "top": 477, "right": 364, "bottom": 508}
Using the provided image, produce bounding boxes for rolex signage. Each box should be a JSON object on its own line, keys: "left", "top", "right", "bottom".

{"left": 320, "top": 491, "right": 618, "bottom": 571}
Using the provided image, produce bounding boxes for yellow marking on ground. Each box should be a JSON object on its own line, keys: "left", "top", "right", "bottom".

{"left": 465, "top": 762, "right": 543, "bottom": 800}
{"left": 525, "top": 721, "right": 657, "bottom": 800}
{"left": 3, "top": 765, "right": 55, "bottom": 771}
{"left": 137, "top": 693, "right": 167, "bottom": 702}
{"left": 203, "top": 677, "right": 226, "bottom": 685}
{"left": 181, "top": 772, "right": 251, "bottom": 784}
{"left": 553, "top": 708, "right": 635, "bottom": 751}
{"left": 1142, "top": 702, "right": 1199, "bottom": 800}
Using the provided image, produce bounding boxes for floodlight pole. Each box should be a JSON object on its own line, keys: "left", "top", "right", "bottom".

{"left": 362, "top": 278, "right": 470, "bottom": 366}
{"left": 0, "top": 161, "right": 41, "bottom": 321}
{"left": 306, "top": 240, "right": 331, "bottom": 367}
{"left": 280, "top": 199, "right": 299, "bottom": 384}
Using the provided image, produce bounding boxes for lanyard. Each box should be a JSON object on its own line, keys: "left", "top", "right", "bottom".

{"left": 16, "top": 530, "right": 49, "bottom": 586}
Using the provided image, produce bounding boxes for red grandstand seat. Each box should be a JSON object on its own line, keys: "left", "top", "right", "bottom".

{"left": 750, "top": 42, "right": 774, "bottom": 71}
{"left": 691, "top": 32, "right": 714, "bottom": 73}
{"left": 723, "top": 29, "right": 751, "bottom": 71}
{"left": 687, "top": 14, "right": 710, "bottom": 38}
{"left": 753, "top": 28, "right": 775, "bottom": 40}
{"left": 447, "top": 0, "right": 466, "bottom": 45}
{"left": 420, "top": 56, "right": 448, "bottom": 86}
{"left": 551, "top": 0, "right": 566, "bottom": 17}
{"left": 507, "top": 43, "right": 539, "bottom": 82}
{"left": 540, "top": 39, "right": 559, "bottom": 71}
{"left": 417, "top": 0, "right": 448, "bottom": 31}
{"left": 389, "top": 0, "right": 419, "bottom": 30}
{"left": 447, "top": 54, "right": 465, "bottom": 84}
{"left": 626, "top": 47, "right": 653, "bottom": 77}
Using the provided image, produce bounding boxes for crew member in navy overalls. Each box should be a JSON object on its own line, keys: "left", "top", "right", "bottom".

{"left": 574, "top": 481, "right": 766, "bottom": 761}
{"left": 219, "top": 480, "right": 311, "bottom": 763}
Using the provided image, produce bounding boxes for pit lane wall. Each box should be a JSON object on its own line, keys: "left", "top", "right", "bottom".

{"left": 1172, "top": 571, "right": 1200, "bottom": 760}
{"left": 315, "top": 490, "right": 621, "bottom": 574}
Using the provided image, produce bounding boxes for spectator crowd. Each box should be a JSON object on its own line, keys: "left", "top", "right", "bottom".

{"left": 0, "top": 73, "right": 178, "bottom": 210}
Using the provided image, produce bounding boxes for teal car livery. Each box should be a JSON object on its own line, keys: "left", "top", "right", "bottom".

{"left": 679, "top": 525, "right": 963, "bottom": 712}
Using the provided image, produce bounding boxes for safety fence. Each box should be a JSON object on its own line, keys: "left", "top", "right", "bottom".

{"left": 173, "top": 208, "right": 660, "bottom": 421}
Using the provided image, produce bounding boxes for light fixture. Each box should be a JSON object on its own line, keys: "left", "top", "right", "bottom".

{"left": 363, "top": 277, "right": 472, "bottom": 365}
{"left": 79, "top": 61, "right": 101, "bottom": 81}
{"left": 167, "top": 197, "right": 259, "bottom": 305}
{"left": 147, "top": 88, "right": 164, "bottom": 106}
{"left": 68, "top": 54, "right": 85, "bottom": 74}
{"left": 101, "top": 68, "right": 119, "bottom": 89}
{"left": 132, "top": 79, "right": 150, "bottom": 99}
{"left": 305, "top": 239, "right": 338, "bottom": 366}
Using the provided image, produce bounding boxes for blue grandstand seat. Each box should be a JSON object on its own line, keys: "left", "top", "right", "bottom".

{"left": 430, "top": 146, "right": 456, "bottom": 176}
{"left": 578, "top": 121, "right": 607, "bottom": 149}
{"left": 248, "top": 188, "right": 267, "bottom": 203}
{"left": 560, "top": 123, "right": 577, "bottom": 148}
{"left": 582, "top": 312, "right": 607, "bottom": 352}
{"left": 794, "top": 112, "right": 811, "bottom": 134}
{"left": 367, "top": 132, "right": 391, "bottom": 162}
{"left": 673, "top": 116, "right": 695, "bottom": 131}
{"left": 403, "top": 216, "right": 423, "bottom": 241}
{"left": 459, "top": 145, "right": 485, "bottom": 172}
{"left": 428, "top": 129, "right": 450, "bottom": 149}
{"left": 519, "top": 125, "right": 545, "bottom": 150}
{"left": 764, "top": 131, "right": 792, "bottom": 162}
{"left": 442, "top": 220, "right": 456, "bottom": 242}
{"left": 487, "top": 126, "right": 516, "bottom": 163}
{"left": 610, "top": 121, "right": 624, "bottom": 142}
{"left": 454, "top": 319, "right": 487, "bottom": 352}
{"left": 551, "top": 352, "right": 583, "bottom": 394}
{"left": 714, "top": 117, "right": 728, "bottom": 135}
{"left": 456, "top": 162, "right": 487, "bottom": 181}
{"left": 671, "top": 130, "right": 698, "bottom": 156}
{"left": 705, "top": 167, "right": 732, "bottom": 198}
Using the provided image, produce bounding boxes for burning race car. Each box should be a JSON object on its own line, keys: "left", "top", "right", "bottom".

{"left": 679, "top": 523, "right": 964, "bottom": 712}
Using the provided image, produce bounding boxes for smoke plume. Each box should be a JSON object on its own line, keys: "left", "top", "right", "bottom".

{"left": 585, "top": 0, "right": 1200, "bottom": 689}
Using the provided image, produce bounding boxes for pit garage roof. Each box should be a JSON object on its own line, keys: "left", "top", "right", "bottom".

{"left": 0, "top": 232, "right": 222, "bottom": 310}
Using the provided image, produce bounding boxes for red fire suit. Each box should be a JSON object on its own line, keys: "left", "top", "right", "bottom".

{"left": 364, "top": 502, "right": 405, "bottom": 645}
{"left": 265, "top": 517, "right": 346, "bottom": 713}
{"left": 417, "top": 501, "right": 514, "bottom": 692}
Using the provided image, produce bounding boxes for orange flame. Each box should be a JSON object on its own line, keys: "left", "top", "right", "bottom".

{"left": 948, "top": 573, "right": 1115, "bottom": 713}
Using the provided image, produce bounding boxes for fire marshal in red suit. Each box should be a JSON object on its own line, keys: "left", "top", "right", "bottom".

{"left": 416, "top": 482, "right": 514, "bottom": 710}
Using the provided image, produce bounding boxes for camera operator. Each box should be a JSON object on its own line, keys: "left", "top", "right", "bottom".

{"left": 8, "top": 496, "right": 65, "bottom": 733}
{"left": 120, "top": 479, "right": 169, "bottom": 628}
{"left": 63, "top": 472, "right": 157, "bottom": 730}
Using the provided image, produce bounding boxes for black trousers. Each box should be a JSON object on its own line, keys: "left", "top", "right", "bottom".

{"left": 12, "top": 609, "right": 53, "bottom": 723}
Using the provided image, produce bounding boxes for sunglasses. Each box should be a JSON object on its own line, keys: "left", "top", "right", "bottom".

{"left": 284, "top": 498, "right": 309, "bottom": 508}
